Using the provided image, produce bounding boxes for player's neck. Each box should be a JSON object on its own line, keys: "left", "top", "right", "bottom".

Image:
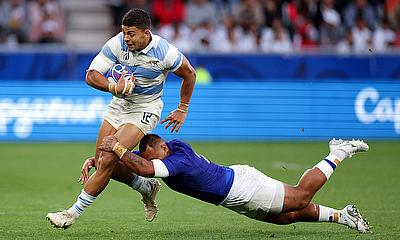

{"left": 134, "top": 35, "right": 152, "bottom": 53}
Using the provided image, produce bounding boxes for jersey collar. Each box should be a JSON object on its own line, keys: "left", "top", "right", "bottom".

{"left": 139, "top": 31, "right": 155, "bottom": 54}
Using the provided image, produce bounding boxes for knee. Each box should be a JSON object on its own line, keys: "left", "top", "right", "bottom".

{"left": 97, "top": 151, "right": 118, "bottom": 169}
{"left": 294, "top": 187, "right": 312, "bottom": 209}
{"left": 284, "top": 185, "right": 314, "bottom": 212}
{"left": 279, "top": 212, "right": 299, "bottom": 225}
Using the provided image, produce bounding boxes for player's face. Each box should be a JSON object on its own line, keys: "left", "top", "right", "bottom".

{"left": 122, "top": 25, "right": 150, "bottom": 52}
{"left": 141, "top": 142, "right": 169, "bottom": 160}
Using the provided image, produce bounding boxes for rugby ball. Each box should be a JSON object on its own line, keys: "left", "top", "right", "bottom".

{"left": 106, "top": 64, "right": 133, "bottom": 83}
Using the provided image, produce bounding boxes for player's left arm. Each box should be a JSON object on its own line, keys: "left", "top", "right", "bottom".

{"left": 161, "top": 55, "right": 196, "bottom": 133}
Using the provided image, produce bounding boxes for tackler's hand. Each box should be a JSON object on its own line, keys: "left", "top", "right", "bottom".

{"left": 78, "top": 157, "right": 95, "bottom": 185}
{"left": 99, "top": 135, "right": 118, "bottom": 152}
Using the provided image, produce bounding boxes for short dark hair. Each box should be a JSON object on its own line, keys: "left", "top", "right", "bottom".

{"left": 139, "top": 134, "right": 163, "bottom": 153}
{"left": 122, "top": 8, "right": 151, "bottom": 30}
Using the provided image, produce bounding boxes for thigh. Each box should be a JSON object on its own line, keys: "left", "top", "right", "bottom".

{"left": 119, "top": 111, "right": 159, "bottom": 135}
{"left": 222, "top": 165, "right": 284, "bottom": 220}
{"left": 114, "top": 123, "right": 145, "bottom": 150}
{"left": 104, "top": 98, "right": 161, "bottom": 135}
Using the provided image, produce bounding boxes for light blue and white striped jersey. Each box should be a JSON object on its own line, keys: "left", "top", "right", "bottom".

{"left": 88, "top": 32, "right": 183, "bottom": 104}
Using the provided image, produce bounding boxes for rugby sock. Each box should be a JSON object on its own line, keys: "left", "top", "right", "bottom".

{"left": 67, "top": 190, "right": 97, "bottom": 218}
{"left": 128, "top": 174, "right": 151, "bottom": 194}
{"left": 318, "top": 205, "right": 345, "bottom": 224}
{"left": 315, "top": 151, "right": 345, "bottom": 179}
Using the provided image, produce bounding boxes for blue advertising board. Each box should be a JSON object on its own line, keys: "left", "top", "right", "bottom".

{"left": 1, "top": 51, "right": 400, "bottom": 81}
{"left": 0, "top": 80, "right": 399, "bottom": 142}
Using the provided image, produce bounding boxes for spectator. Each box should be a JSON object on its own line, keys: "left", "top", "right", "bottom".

{"left": 28, "top": 0, "right": 64, "bottom": 43}
{"left": 282, "top": 0, "right": 319, "bottom": 48}
{"left": 232, "top": 0, "right": 264, "bottom": 31}
{"left": 336, "top": 30, "right": 353, "bottom": 54}
{"left": 352, "top": 15, "right": 372, "bottom": 53}
{"left": 261, "top": 0, "right": 281, "bottom": 28}
{"left": 214, "top": 0, "right": 239, "bottom": 15}
{"left": 211, "top": 15, "right": 241, "bottom": 53}
{"left": 319, "top": 0, "right": 344, "bottom": 45}
{"left": 191, "top": 21, "right": 214, "bottom": 52}
{"left": 185, "top": 0, "right": 218, "bottom": 29}
{"left": 372, "top": 18, "right": 396, "bottom": 53}
{"left": 108, "top": 0, "right": 153, "bottom": 35}
{"left": 152, "top": 0, "right": 185, "bottom": 28}
{"left": 260, "top": 17, "right": 293, "bottom": 53}
{"left": 236, "top": 24, "right": 259, "bottom": 53}
{"left": 157, "top": 22, "right": 194, "bottom": 53}
{"left": 344, "top": 0, "right": 377, "bottom": 30}
{"left": 0, "top": 0, "right": 28, "bottom": 44}
{"left": 294, "top": 17, "right": 319, "bottom": 48}
{"left": 394, "top": 25, "right": 400, "bottom": 47}
{"left": 386, "top": 0, "right": 400, "bottom": 29}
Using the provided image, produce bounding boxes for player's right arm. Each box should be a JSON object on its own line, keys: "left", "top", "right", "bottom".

{"left": 99, "top": 135, "right": 170, "bottom": 178}
{"left": 86, "top": 37, "right": 117, "bottom": 91}
{"left": 85, "top": 35, "right": 133, "bottom": 96}
{"left": 85, "top": 69, "right": 110, "bottom": 92}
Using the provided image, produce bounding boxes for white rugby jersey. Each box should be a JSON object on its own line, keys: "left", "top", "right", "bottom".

{"left": 88, "top": 32, "right": 183, "bottom": 104}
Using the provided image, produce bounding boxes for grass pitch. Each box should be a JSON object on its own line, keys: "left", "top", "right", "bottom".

{"left": 0, "top": 141, "right": 399, "bottom": 239}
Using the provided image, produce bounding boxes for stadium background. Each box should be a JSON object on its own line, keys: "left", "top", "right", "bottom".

{"left": 0, "top": 0, "right": 400, "bottom": 239}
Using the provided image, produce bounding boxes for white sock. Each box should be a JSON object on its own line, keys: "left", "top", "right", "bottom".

{"left": 315, "top": 150, "right": 344, "bottom": 179}
{"left": 326, "top": 150, "right": 346, "bottom": 162}
{"left": 67, "top": 190, "right": 97, "bottom": 218}
{"left": 128, "top": 174, "right": 151, "bottom": 194}
{"left": 315, "top": 159, "right": 335, "bottom": 179}
{"left": 318, "top": 205, "right": 345, "bottom": 224}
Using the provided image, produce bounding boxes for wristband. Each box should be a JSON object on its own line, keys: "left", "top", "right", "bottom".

{"left": 112, "top": 142, "right": 128, "bottom": 159}
{"left": 180, "top": 102, "right": 189, "bottom": 107}
{"left": 176, "top": 108, "right": 188, "bottom": 113}
{"left": 123, "top": 80, "right": 135, "bottom": 95}
{"left": 108, "top": 82, "right": 118, "bottom": 95}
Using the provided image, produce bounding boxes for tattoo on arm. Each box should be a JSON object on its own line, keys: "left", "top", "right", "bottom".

{"left": 124, "top": 152, "right": 146, "bottom": 168}
{"left": 121, "top": 151, "right": 154, "bottom": 177}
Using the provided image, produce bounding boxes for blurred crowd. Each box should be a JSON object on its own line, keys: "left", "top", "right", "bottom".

{"left": 0, "top": 0, "right": 64, "bottom": 45}
{"left": 110, "top": 0, "right": 400, "bottom": 54}
{"left": 1, "top": 0, "right": 400, "bottom": 54}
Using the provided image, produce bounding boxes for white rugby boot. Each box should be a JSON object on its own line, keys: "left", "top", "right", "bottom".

{"left": 329, "top": 138, "right": 369, "bottom": 158}
{"left": 46, "top": 210, "right": 77, "bottom": 229}
{"left": 141, "top": 179, "right": 161, "bottom": 222}
{"left": 341, "top": 205, "right": 371, "bottom": 233}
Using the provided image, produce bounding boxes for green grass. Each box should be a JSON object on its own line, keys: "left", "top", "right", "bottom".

{"left": 0, "top": 141, "right": 399, "bottom": 239}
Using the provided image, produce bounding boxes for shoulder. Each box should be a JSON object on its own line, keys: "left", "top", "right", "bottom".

{"left": 103, "top": 32, "right": 126, "bottom": 52}
{"left": 147, "top": 34, "right": 180, "bottom": 61}
{"left": 100, "top": 32, "right": 128, "bottom": 62}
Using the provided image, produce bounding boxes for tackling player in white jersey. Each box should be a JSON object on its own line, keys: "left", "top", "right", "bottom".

{"left": 46, "top": 8, "right": 196, "bottom": 227}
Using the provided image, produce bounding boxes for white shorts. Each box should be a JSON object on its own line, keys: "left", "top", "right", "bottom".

{"left": 103, "top": 97, "right": 163, "bottom": 134}
{"left": 221, "top": 165, "right": 284, "bottom": 220}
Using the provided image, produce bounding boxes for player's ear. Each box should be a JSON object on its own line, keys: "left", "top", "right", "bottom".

{"left": 160, "top": 142, "right": 168, "bottom": 152}
{"left": 144, "top": 29, "right": 151, "bottom": 37}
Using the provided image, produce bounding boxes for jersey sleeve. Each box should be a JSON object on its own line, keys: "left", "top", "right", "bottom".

{"left": 164, "top": 43, "right": 183, "bottom": 72}
{"left": 151, "top": 159, "right": 170, "bottom": 178}
{"left": 87, "top": 35, "right": 120, "bottom": 74}
{"left": 161, "top": 153, "right": 188, "bottom": 176}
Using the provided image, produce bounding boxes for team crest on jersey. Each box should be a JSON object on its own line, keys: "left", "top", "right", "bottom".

{"left": 147, "top": 60, "right": 159, "bottom": 66}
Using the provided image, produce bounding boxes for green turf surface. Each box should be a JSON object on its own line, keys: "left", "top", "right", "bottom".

{"left": 0, "top": 141, "right": 399, "bottom": 239}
